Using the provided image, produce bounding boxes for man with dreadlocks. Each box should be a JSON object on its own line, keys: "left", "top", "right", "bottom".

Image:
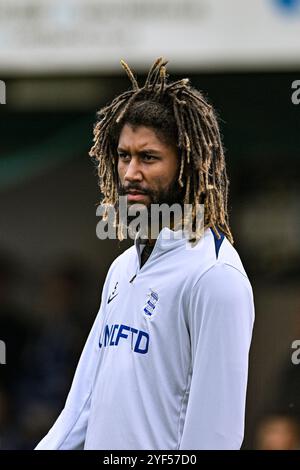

{"left": 36, "top": 58, "right": 254, "bottom": 450}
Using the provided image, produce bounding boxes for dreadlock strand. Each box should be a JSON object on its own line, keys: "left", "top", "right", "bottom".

{"left": 184, "top": 175, "right": 191, "bottom": 205}
{"left": 178, "top": 152, "right": 185, "bottom": 188}
{"left": 166, "top": 78, "right": 189, "bottom": 91}
{"left": 182, "top": 88, "right": 212, "bottom": 110}
{"left": 144, "top": 57, "right": 164, "bottom": 89}
{"left": 185, "top": 107, "right": 203, "bottom": 164}
{"left": 172, "top": 99, "right": 185, "bottom": 147}
{"left": 120, "top": 59, "right": 139, "bottom": 90}
{"left": 159, "top": 65, "right": 167, "bottom": 95}
{"left": 189, "top": 106, "right": 211, "bottom": 152}
{"left": 184, "top": 132, "right": 191, "bottom": 165}
{"left": 150, "top": 60, "right": 168, "bottom": 92}
{"left": 115, "top": 89, "right": 143, "bottom": 124}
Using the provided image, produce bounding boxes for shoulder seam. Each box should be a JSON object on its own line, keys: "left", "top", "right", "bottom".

{"left": 191, "top": 261, "right": 249, "bottom": 291}
{"left": 223, "top": 262, "right": 249, "bottom": 280}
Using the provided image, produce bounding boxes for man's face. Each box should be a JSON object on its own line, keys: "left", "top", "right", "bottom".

{"left": 117, "top": 124, "right": 181, "bottom": 208}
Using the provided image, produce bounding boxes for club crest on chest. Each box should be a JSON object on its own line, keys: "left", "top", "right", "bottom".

{"left": 143, "top": 289, "right": 159, "bottom": 317}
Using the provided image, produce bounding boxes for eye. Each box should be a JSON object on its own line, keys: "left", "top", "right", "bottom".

{"left": 118, "top": 152, "right": 130, "bottom": 161}
{"left": 141, "top": 154, "right": 157, "bottom": 161}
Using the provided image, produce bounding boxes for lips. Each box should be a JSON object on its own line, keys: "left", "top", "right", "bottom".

{"left": 126, "top": 191, "right": 148, "bottom": 202}
{"left": 126, "top": 190, "right": 146, "bottom": 195}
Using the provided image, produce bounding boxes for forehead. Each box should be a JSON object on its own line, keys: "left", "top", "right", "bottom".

{"left": 118, "top": 124, "right": 174, "bottom": 150}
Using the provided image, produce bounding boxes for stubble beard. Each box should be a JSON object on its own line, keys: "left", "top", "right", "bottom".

{"left": 117, "top": 179, "right": 185, "bottom": 239}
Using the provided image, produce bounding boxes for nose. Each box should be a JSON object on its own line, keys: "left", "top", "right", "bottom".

{"left": 124, "top": 157, "right": 143, "bottom": 183}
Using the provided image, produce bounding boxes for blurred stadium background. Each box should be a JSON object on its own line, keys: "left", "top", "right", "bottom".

{"left": 0, "top": 0, "right": 300, "bottom": 449}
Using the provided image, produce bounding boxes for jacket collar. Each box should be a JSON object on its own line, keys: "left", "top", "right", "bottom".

{"left": 134, "top": 227, "right": 189, "bottom": 256}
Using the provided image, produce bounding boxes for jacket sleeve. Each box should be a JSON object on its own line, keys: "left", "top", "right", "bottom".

{"left": 179, "top": 262, "right": 254, "bottom": 450}
{"left": 35, "top": 294, "right": 107, "bottom": 450}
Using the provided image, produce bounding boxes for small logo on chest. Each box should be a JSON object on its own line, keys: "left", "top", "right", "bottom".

{"left": 143, "top": 289, "right": 159, "bottom": 317}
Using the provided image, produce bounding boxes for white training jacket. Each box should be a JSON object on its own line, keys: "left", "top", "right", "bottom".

{"left": 36, "top": 227, "right": 254, "bottom": 450}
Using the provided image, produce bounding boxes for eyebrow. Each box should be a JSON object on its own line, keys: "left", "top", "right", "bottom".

{"left": 117, "top": 147, "right": 162, "bottom": 156}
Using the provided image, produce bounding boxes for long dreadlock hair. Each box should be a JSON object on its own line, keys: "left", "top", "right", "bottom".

{"left": 89, "top": 57, "right": 233, "bottom": 244}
